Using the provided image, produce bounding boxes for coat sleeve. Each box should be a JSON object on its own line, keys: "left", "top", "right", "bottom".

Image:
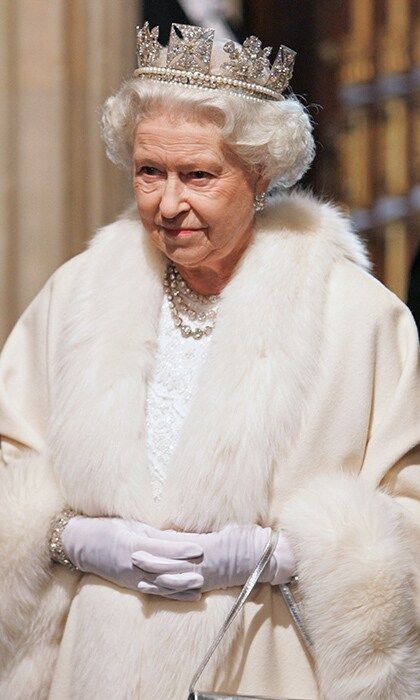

{"left": 281, "top": 296, "right": 420, "bottom": 700}
{"left": 0, "top": 277, "right": 76, "bottom": 684}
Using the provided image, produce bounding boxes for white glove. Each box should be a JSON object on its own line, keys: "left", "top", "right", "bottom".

{"left": 61, "top": 516, "right": 204, "bottom": 601}
{"left": 131, "top": 524, "right": 296, "bottom": 596}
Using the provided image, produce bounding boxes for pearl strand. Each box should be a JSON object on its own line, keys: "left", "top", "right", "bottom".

{"left": 164, "top": 263, "right": 219, "bottom": 339}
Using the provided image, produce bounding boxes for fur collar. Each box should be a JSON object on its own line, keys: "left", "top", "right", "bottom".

{"left": 48, "top": 191, "right": 369, "bottom": 529}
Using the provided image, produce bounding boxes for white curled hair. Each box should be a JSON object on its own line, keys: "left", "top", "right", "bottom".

{"left": 101, "top": 77, "right": 315, "bottom": 189}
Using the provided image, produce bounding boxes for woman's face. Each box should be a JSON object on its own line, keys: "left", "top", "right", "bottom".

{"left": 132, "top": 113, "right": 261, "bottom": 270}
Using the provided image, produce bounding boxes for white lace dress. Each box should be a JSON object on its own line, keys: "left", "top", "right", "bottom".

{"left": 146, "top": 294, "right": 215, "bottom": 500}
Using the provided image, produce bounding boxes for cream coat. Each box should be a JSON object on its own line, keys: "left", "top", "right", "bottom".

{"left": 0, "top": 192, "right": 419, "bottom": 700}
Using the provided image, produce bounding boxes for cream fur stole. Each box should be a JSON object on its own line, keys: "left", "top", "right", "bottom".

{"left": 49, "top": 191, "right": 369, "bottom": 526}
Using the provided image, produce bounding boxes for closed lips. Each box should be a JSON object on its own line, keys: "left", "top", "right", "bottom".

{"left": 163, "top": 228, "right": 198, "bottom": 236}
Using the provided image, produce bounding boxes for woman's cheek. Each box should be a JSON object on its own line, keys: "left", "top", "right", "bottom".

{"left": 134, "top": 186, "right": 161, "bottom": 216}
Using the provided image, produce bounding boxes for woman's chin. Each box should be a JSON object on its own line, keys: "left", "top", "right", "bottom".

{"left": 158, "top": 239, "right": 209, "bottom": 266}
{"left": 166, "top": 245, "right": 212, "bottom": 268}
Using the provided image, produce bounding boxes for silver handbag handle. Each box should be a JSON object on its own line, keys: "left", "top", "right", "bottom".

{"left": 189, "top": 531, "right": 313, "bottom": 696}
{"left": 189, "top": 531, "right": 279, "bottom": 694}
{"left": 278, "top": 580, "right": 313, "bottom": 651}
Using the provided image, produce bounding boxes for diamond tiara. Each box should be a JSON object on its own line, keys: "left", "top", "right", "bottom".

{"left": 133, "top": 22, "right": 296, "bottom": 102}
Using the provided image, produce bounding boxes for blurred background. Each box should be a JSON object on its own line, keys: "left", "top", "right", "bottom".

{"left": 1, "top": 0, "right": 419, "bottom": 346}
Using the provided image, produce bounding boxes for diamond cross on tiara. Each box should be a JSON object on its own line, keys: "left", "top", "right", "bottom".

{"left": 267, "top": 46, "right": 297, "bottom": 92}
{"left": 136, "top": 21, "right": 161, "bottom": 67}
{"left": 166, "top": 24, "right": 214, "bottom": 73}
{"left": 221, "top": 36, "right": 273, "bottom": 86}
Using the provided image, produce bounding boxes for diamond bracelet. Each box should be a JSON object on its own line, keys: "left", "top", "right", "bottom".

{"left": 48, "top": 508, "right": 79, "bottom": 571}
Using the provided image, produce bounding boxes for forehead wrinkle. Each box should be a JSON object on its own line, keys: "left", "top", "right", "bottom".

{"left": 134, "top": 125, "right": 220, "bottom": 150}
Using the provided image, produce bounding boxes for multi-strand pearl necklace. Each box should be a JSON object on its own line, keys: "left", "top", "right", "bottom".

{"left": 164, "top": 263, "right": 219, "bottom": 339}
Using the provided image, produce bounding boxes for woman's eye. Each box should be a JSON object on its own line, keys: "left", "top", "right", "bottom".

{"left": 137, "top": 166, "right": 160, "bottom": 176}
{"left": 189, "top": 171, "right": 211, "bottom": 180}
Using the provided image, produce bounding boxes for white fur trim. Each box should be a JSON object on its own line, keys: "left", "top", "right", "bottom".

{"left": 49, "top": 221, "right": 165, "bottom": 521}
{"left": 0, "top": 451, "right": 79, "bottom": 697}
{"left": 281, "top": 472, "right": 420, "bottom": 699}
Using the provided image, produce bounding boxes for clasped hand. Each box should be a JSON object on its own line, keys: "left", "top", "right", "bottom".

{"left": 62, "top": 517, "right": 295, "bottom": 602}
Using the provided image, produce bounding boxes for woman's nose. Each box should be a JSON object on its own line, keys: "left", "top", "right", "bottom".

{"left": 159, "top": 177, "right": 189, "bottom": 220}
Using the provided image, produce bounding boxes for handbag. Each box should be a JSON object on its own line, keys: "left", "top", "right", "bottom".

{"left": 188, "top": 531, "right": 313, "bottom": 700}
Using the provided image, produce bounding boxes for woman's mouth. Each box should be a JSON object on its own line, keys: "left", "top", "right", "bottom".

{"left": 163, "top": 228, "right": 198, "bottom": 238}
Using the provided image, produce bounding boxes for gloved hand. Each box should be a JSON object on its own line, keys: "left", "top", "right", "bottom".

{"left": 61, "top": 516, "right": 204, "bottom": 601}
{"left": 131, "top": 524, "right": 296, "bottom": 596}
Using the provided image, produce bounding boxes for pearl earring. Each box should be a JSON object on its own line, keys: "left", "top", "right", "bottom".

{"left": 254, "top": 191, "right": 267, "bottom": 212}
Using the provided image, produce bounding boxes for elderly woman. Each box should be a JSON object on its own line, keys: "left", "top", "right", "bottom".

{"left": 0, "top": 22, "right": 419, "bottom": 700}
